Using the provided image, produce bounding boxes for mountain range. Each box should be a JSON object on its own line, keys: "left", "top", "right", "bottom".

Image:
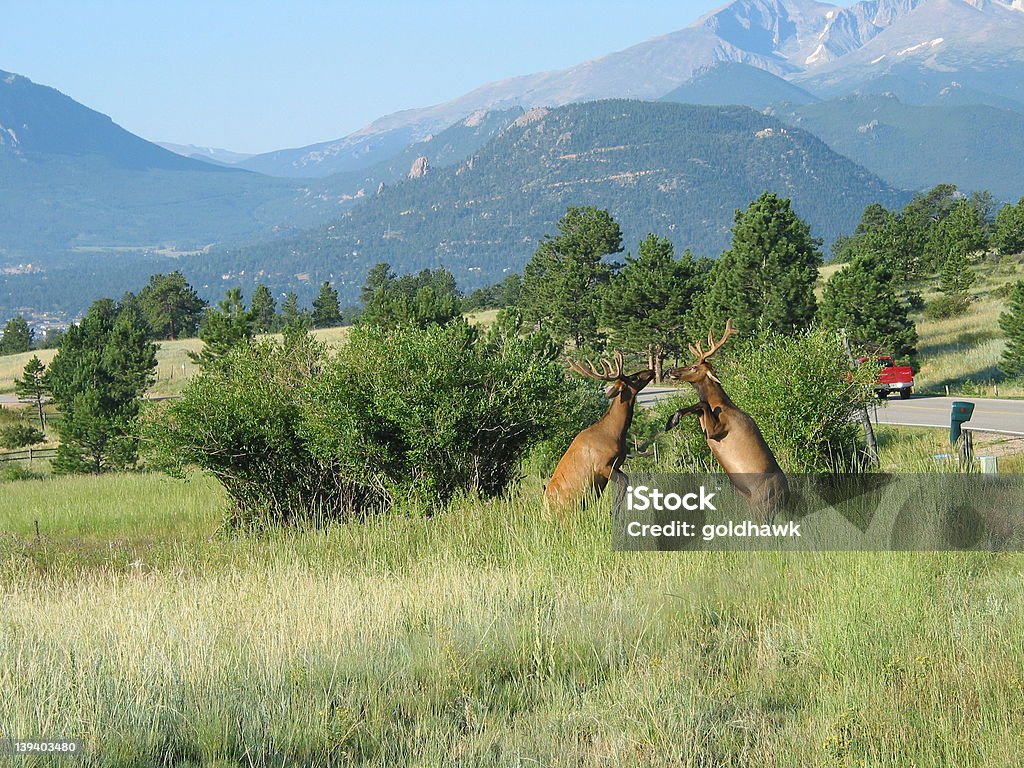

{"left": 234, "top": 0, "right": 1024, "bottom": 178}
{"left": 2, "top": 0, "right": 1024, "bottom": 321}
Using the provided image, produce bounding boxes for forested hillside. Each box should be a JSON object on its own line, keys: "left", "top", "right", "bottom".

{"left": 195, "top": 100, "right": 905, "bottom": 302}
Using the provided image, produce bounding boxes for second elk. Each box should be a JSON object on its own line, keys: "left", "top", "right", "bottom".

{"left": 664, "top": 320, "right": 789, "bottom": 520}
{"left": 545, "top": 351, "right": 655, "bottom": 511}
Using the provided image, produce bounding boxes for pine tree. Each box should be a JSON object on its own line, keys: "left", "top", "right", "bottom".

{"left": 46, "top": 298, "right": 157, "bottom": 473}
{"left": 190, "top": 288, "right": 255, "bottom": 368}
{"left": 703, "top": 192, "right": 821, "bottom": 335}
{"left": 819, "top": 253, "right": 918, "bottom": 362}
{"left": 251, "top": 284, "right": 278, "bottom": 333}
{"left": 137, "top": 271, "right": 206, "bottom": 340}
{"left": 279, "top": 291, "right": 307, "bottom": 330}
{"left": 993, "top": 198, "right": 1024, "bottom": 256}
{"left": 311, "top": 281, "right": 342, "bottom": 329}
{"left": 998, "top": 281, "right": 1024, "bottom": 378}
{"left": 0, "top": 315, "right": 33, "bottom": 355}
{"left": 601, "top": 235, "right": 701, "bottom": 380}
{"left": 14, "top": 354, "right": 49, "bottom": 429}
{"left": 520, "top": 206, "right": 622, "bottom": 348}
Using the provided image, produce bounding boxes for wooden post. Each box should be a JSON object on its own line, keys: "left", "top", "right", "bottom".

{"left": 840, "top": 329, "right": 879, "bottom": 467}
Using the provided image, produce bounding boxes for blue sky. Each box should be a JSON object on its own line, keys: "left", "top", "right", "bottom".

{"left": 0, "top": 0, "right": 762, "bottom": 154}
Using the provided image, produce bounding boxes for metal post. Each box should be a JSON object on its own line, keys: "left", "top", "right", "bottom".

{"left": 840, "top": 329, "right": 878, "bottom": 467}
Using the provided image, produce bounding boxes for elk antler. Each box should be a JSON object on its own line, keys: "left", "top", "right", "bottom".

{"left": 687, "top": 319, "right": 736, "bottom": 366}
{"left": 566, "top": 350, "right": 624, "bottom": 381}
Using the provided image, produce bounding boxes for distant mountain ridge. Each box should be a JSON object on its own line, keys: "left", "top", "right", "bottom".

{"left": 196, "top": 100, "right": 904, "bottom": 304}
{"left": 240, "top": 0, "right": 1024, "bottom": 178}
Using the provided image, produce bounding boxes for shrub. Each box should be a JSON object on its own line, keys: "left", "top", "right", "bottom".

{"left": 0, "top": 423, "right": 46, "bottom": 450}
{"left": 924, "top": 295, "right": 971, "bottom": 320}
{"left": 144, "top": 323, "right": 603, "bottom": 527}
{"left": 651, "top": 327, "right": 878, "bottom": 474}
{"left": 0, "top": 463, "right": 44, "bottom": 482}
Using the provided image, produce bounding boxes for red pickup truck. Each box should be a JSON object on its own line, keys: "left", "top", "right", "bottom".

{"left": 858, "top": 355, "right": 915, "bottom": 399}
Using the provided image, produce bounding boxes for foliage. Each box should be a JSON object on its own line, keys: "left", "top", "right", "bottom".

{"left": 924, "top": 295, "right": 971, "bottom": 320}
{"left": 703, "top": 192, "right": 821, "bottom": 335}
{"left": 993, "top": 198, "right": 1024, "bottom": 256}
{"left": 463, "top": 273, "right": 522, "bottom": 311}
{"left": 189, "top": 287, "right": 255, "bottom": 368}
{"left": 659, "top": 328, "right": 878, "bottom": 473}
{"left": 144, "top": 322, "right": 603, "bottom": 527}
{"left": 0, "top": 315, "right": 33, "bottom": 356}
{"left": 998, "top": 280, "right": 1024, "bottom": 378}
{"left": 137, "top": 271, "right": 206, "bottom": 340}
{"left": 521, "top": 206, "right": 622, "bottom": 348}
{"left": 358, "top": 263, "right": 462, "bottom": 329}
{"left": 199, "top": 101, "right": 902, "bottom": 308}
{"left": 311, "top": 281, "right": 342, "bottom": 329}
{"left": 250, "top": 284, "right": 277, "bottom": 333}
{"left": 937, "top": 246, "right": 975, "bottom": 312}
{"left": 13, "top": 354, "right": 49, "bottom": 429}
{"left": 0, "top": 422, "right": 46, "bottom": 449}
{"left": 601, "top": 235, "right": 703, "bottom": 378}
{"left": 46, "top": 298, "right": 157, "bottom": 473}
{"left": 819, "top": 254, "right": 918, "bottom": 362}
{"left": 279, "top": 291, "right": 308, "bottom": 331}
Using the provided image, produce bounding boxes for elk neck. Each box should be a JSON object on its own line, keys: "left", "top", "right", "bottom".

{"left": 691, "top": 373, "right": 733, "bottom": 410}
{"left": 596, "top": 390, "right": 636, "bottom": 437}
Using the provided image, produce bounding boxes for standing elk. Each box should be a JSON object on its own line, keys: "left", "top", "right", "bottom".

{"left": 545, "top": 351, "right": 655, "bottom": 510}
{"left": 664, "top": 319, "right": 789, "bottom": 519}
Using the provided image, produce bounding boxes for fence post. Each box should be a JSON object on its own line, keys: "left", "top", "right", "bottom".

{"left": 28, "top": 446, "right": 33, "bottom": 468}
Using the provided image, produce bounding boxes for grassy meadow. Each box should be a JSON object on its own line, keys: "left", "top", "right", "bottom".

{"left": 1, "top": 261, "right": 1024, "bottom": 764}
{"left": 2, "top": 471, "right": 1023, "bottom": 766}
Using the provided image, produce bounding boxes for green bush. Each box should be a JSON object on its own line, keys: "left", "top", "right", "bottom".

{"left": 924, "top": 295, "right": 971, "bottom": 320}
{"left": 144, "top": 323, "right": 603, "bottom": 527}
{"left": 0, "top": 463, "right": 44, "bottom": 482}
{"left": 651, "top": 327, "right": 878, "bottom": 474}
{"left": 0, "top": 423, "right": 46, "bottom": 450}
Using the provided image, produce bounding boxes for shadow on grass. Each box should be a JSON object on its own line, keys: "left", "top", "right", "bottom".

{"left": 918, "top": 329, "right": 997, "bottom": 359}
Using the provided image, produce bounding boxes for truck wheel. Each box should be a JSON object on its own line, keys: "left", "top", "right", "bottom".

{"left": 899, "top": 388, "right": 913, "bottom": 400}
{"left": 877, "top": 391, "right": 889, "bottom": 400}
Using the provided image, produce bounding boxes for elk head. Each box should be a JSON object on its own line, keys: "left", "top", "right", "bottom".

{"left": 666, "top": 319, "right": 736, "bottom": 384}
{"left": 567, "top": 350, "right": 656, "bottom": 402}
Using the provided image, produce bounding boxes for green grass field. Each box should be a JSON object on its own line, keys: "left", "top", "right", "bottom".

{"left": 1, "top": 471, "right": 1022, "bottom": 765}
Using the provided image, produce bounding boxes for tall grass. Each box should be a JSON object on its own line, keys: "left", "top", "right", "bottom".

{"left": 1, "top": 472, "right": 1022, "bottom": 765}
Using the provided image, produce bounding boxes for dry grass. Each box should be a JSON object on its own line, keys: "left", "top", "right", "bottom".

{"left": 1, "top": 471, "right": 1022, "bottom": 765}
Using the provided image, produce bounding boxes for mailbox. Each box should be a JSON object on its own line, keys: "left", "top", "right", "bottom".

{"left": 950, "top": 401, "right": 975, "bottom": 444}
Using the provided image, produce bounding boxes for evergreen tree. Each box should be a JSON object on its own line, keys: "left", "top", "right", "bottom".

{"left": 279, "top": 291, "right": 308, "bottom": 331}
{"left": 819, "top": 253, "right": 918, "bottom": 362}
{"left": 0, "top": 315, "right": 33, "bottom": 355}
{"left": 251, "top": 284, "right": 278, "bottom": 333}
{"left": 998, "top": 281, "right": 1024, "bottom": 378}
{"left": 703, "top": 192, "right": 821, "bottom": 335}
{"left": 360, "top": 265, "right": 462, "bottom": 329}
{"left": 993, "top": 198, "right": 1024, "bottom": 256}
{"left": 14, "top": 354, "right": 49, "bottom": 429}
{"left": 137, "top": 271, "right": 206, "bottom": 340}
{"left": 601, "top": 235, "right": 701, "bottom": 380}
{"left": 190, "top": 288, "right": 255, "bottom": 368}
{"left": 311, "top": 281, "right": 342, "bottom": 329}
{"left": 520, "top": 206, "right": 622, "bottom": 348}
{"left": 46, "top": 298, "right": 157, "bottom": 473}
{"left": 938, "top": 247, "right": 975, "bottom": 309}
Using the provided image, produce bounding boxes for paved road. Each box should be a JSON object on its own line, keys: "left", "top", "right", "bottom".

{"left": 8, "top": 387, "right": 1024, "bottom": 435}
{"left": 638, "top": 387, "right": 1024, "bottom": 436}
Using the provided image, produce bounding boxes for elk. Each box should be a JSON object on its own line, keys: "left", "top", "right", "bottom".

{"left": 545, "top": 351, "right": 655, "bottom": 510}
{"left": 664, "top": 319, "right": 789, "bottom": 519}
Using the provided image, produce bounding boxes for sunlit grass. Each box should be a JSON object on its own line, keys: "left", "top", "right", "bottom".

{"left": 0, "top": 470, "right": 1022, "bottom": 765}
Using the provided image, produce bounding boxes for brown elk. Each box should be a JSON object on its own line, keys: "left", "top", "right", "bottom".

{"left": 664, "top": 319, "right": 789, "bottom": 519}
{"left": 545, "top": 351, "right": 655, "bottom": 510}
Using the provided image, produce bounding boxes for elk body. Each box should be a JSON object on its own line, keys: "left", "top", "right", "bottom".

{"left": 545, "top": 351, "right": 655, "bottom": 510}
{"left": 665, "top": 320, "right": 789, "bottom": 519}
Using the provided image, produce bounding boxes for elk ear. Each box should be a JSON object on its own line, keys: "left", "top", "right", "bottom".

{"left": 665, "top": 411, "right": 683, "bottom": 431}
